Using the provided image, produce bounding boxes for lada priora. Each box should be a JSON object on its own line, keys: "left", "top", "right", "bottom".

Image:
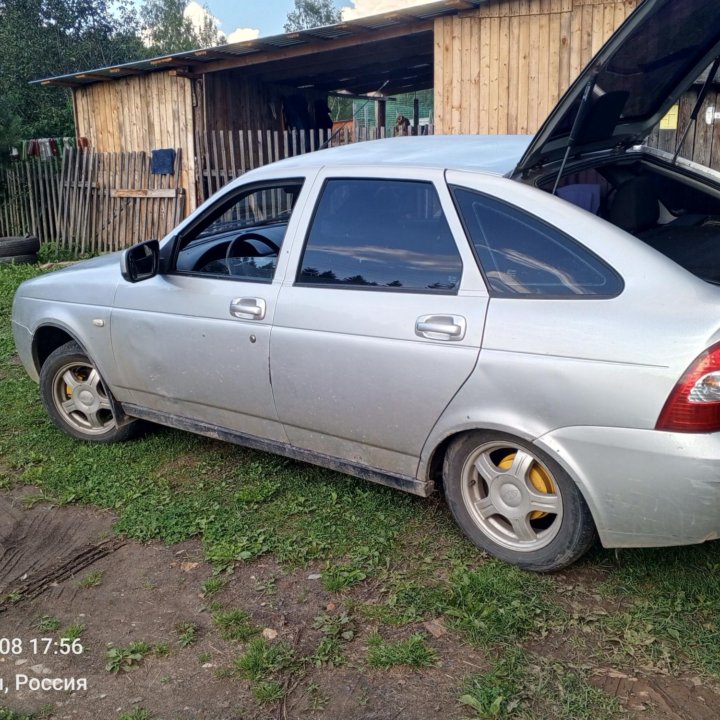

{"left": 13, "top": 0, "right": 720, "bottom": 570}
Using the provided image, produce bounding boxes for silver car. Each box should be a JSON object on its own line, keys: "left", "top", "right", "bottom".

{"left": 12, "top": 0, "right": 720, "bottom": 570}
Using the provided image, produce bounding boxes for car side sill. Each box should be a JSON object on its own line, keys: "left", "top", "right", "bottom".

{"left": 121, "top": 403, "right": 434, "bottom": 497}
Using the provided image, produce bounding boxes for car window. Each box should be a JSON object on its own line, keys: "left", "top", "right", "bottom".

{"left": 296, "top": 178, "right": 463, "bottom": 292}
{"left": 451, "top": 187, "right": 623, "bottom": 298}
{"left": 175, "top": 182, "right": 303, "bottom": 281}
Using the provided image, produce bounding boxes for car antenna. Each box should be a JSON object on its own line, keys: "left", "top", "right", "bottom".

{"left": 672, "top": 56, "right": 720, "bottom": 165}
{"left": 318, "top": 80, "right": 390, "bottom": 151}
{"left": 552, "top": 75, "right": 597, "bottom": 196}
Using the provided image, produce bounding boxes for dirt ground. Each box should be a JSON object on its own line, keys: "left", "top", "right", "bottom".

{"left": 0, "top": 487, "right": 718, "bottom": 720}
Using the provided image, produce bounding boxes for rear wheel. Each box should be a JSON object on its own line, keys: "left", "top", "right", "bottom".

{"left": 443, "top": 431, "right": 596, "bottom": 571}
{"left": 39, "top": 341, "right": 137, "bottom": 443}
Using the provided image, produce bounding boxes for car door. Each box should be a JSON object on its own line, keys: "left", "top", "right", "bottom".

{"left": 110, "top": 177, "right": 311, "bottom": 442}
{"left": 270, "top": 167, "right": 489, "bottom": 479}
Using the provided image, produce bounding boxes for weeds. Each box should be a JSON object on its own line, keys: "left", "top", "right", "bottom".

{"left": 367, "top": 632, "right": 437, "bottom": 669}
{"left": 212, "top": 609, "right": 259, "bottom": 642}
{"left": 177, "top": 622, "right": 199, "bottom": 647}
{"left": 106, "top": 642, "right": 152, "bottom": 673}
{"left": 201, "top": 577, "right": 225, "bottom": 597}
{"left": 37, "top": 615, "right": 60, "bottom": 632}
{"left": 78, "top": 570, "right": 104, "bottom": 589}
{"left": 460, "top": 648, "right": 620, "bottom": 720}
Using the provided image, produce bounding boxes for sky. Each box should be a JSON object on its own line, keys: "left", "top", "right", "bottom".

{"left": 183, "top": 0, "right": 435, "bottom": 44}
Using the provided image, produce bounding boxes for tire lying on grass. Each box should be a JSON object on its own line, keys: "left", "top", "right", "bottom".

{"left": 0, "top": 253, "right": 37, "bottom": 265}
{"left": 0, "top": 235, "right": 40, "bottom": 257}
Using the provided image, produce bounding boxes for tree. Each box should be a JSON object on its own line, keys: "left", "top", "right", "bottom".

{"left": 0, "top": 0, "right": 147, "bottom": 140}
{"left": 141, "top": 0, "right": 225, "bottom": 55}
{"left": 284, "top": 0, "right": 340, "bottom": 32}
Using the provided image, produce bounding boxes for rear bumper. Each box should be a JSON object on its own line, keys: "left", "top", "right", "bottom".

{"left": 536, "top": 426, "right": 720, "bottom": 548}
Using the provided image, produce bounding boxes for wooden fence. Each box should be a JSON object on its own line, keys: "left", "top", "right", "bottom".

{"left": 57, "top": 148, "right": 185, "bottom": 254}
{"left": 195, "top": 125, "right": 435, "bottom": 203}
{"left": 0, "top": 159, "right": 61, "bottom": 243}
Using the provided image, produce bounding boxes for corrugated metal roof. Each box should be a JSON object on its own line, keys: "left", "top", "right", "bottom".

{"left": 33, "top": 0, "right": 487, "bottom": 87}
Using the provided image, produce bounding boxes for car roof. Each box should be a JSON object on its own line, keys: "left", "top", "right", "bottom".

{"left": 249, "top": 134, "right": 533, "bottom": 177}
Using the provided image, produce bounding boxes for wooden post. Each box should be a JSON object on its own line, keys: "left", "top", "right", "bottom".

{"left": 376, "top": 99, "right": 386, "bottom": 139}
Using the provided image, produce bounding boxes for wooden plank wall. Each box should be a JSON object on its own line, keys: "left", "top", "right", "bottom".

{"left": 434, "top": 0, "right": 639, "bottom": 135}
{"left": 57, "top": 149, "right": 185, "bottom": 255}
{"left": 73, "top": 73, "right": 196, "bottom": 213}
{"left": 646, "top": 89, "right": 720, "bottom": 170}
{"left": 201, "top": 73, "right": 277, "bottom": 133}
{"left": 195, "top": 125, "right": 434, "bottom": 204}
{"left": 0, "top": 159, "right": 61, "bottom": 243}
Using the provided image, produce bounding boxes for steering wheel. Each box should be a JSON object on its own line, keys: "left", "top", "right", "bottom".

{"left": 225, "top": 232, "right": 281, "bottom": 263}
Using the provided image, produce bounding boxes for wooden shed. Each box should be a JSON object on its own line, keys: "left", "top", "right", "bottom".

{"left": 34, "top": 0, "right": 639, "bottom": 252}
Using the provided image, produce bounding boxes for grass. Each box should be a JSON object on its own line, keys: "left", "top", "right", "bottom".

{"left": 4, "top": 264, "right": 720, "bottom": 714}
{"left": 117, "top": 710, "right": 153, "bottom": 720}
{"left": 366, "top": 632, "right": 438, "bottom": 669}
{"left": 460, "top": 648, "right": 621, "bottom": 720}
{"left": 105, "top": 641, "right": 152, "bottom": 673}
{"left": 61, "top": 622, "right": 85, "bottom": 641}
{"left": 212, "top": 608, "right": 259, "bottom": 642}
{"left": 37, "top": 614, "right": 60, "bottom": 632}
{"left": 177, "top": 622, "right": 199, "bottom": 647}
{"left": 78, "top": 570, "right": 104, "bottom": 588}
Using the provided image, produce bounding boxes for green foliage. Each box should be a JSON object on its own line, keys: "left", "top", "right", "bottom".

{"left": 177, "top": 622, "right": 199, "bottom": 647}
{"left": 201, "top": 576, "right": 225, "bottom": 597}
{"left": 234, "top": 637, "right": 295, "bottom": 681}
{"left": 141, "top": 0, "right": 224, "bottom": 55}
{"left": 598, "top": 546, "right": 720, "bottom": 674}
{"left": 367, "top": 632, "right": 437, "bottom": 669}
{"left": 37, "top": 242, "right": 79, "bottom": 264}
{"left": 0, "top": 709, "right": 34, "bottom": 720}
{"left": 78, "top": 570, "right": 104, "bottom": 588}
{"left": 460, "top": 649, "right": 620, "bottom": 720}
{"left": 447, "top": 561, "right": 558, "bottom": 646}
{"left": 0, "top": 0, "right": 147, "bottom": 141}
{"left": 61, "top": 623, "right": 85, "bottom": 641}
{"left": 284, "top": 0, "right": 340, "bottom": 32}
{"left": 253, "top": 680, "right": 284, "bottom": 703}
{"left": 212, "top": 609, "right": 259, "bottom": 642}
{"left": 37, "top": 615, "right": 60, "bottom": 632}
{"left": 106, "top": 641, "right": 152, "bottom": 672}
{"left": 117, "top": 710, "right": 153, "bottom": 720}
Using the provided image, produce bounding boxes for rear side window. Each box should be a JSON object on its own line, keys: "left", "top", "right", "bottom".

{"left": 297, "top": 179, "right": 462, "bottom": 292}
{"left": 452, "top": 187, "right": 623, "bottom": 298}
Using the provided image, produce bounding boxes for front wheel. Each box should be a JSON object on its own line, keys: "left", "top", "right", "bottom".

{"left": 39, "top": 341, "right": 137, "bottom": 443}
{"left": 443, "top": 431, "right": 596, "bottom": 572}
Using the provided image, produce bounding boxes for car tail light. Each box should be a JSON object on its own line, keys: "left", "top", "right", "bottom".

{"left": 656, "top": 342, "right": 720, "bottom": 432}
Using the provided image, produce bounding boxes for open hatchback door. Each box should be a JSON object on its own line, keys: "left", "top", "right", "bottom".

{"left": 513, "top": 0, "right": 720, "bottom": 179}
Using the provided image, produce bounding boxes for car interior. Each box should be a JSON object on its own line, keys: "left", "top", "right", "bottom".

{"left": 542, "top": 160, "right": 720, "bottom": 284}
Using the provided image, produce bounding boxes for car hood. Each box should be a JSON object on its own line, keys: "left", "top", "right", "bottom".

{"left": 16, "top": 252, "right": 123, "bottom": 305}
{"left": 514, "top": 0, "right": 720, "bottom": 176}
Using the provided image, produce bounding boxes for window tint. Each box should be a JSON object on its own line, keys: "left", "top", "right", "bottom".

{"left": 452, "top": 187, "right": 622, "bottom": 298}
{"left": 175, "top": 182, "right": 303, "bottom": 281}
{"left": 297, "top": 179, "right": 462, "bottom": 292}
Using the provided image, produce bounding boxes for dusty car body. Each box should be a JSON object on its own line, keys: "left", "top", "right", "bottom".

{"left": 12, "top": 0, "right": 720, "bottom": 570}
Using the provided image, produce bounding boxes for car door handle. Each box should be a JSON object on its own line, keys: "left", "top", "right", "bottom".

{"left": 415, "top": 315, "right": 466, "bottom": 341}
{"left": 230, "top": 297, "right": 266, "bottom": 320}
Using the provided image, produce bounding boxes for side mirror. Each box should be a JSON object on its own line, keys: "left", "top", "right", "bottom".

{"left": 120, "top": 239, "right": 160, "bottom": 283}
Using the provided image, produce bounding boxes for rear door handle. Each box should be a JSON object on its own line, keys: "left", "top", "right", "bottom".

{"left": 415, "top": 314, "right": 466, "bottom": 341}
{"left": 230, "top": 297, "right": 266, "bottom": 320}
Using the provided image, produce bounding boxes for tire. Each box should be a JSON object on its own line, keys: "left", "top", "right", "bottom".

{"left": 0, "top": 254, "right": 37, "bottom": 265}
{"left": 443, "top": 431, "right": 597, "bottom": 572}
{"left": 39, "top": 341, "right": 138, "bottom": 443}
{"left": 0, "top": 235, "right": 40, "bottom": 257}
